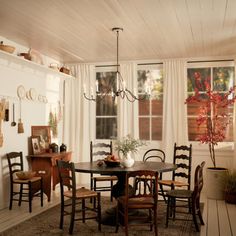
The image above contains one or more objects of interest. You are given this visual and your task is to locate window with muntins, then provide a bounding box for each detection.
[96,70,117,139]
[187,63,235,142]
[138,65,163,141]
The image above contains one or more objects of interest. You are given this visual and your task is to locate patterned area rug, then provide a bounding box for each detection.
[0,197,201,236]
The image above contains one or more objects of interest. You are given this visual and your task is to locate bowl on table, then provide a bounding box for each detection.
[104,160,121,167]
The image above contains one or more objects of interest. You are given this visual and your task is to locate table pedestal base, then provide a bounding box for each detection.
[101,206,148,226]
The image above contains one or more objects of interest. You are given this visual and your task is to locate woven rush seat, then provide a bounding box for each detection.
[64,187,98,198]
[14,176,41,183]
[159,179,189,187]
[166,189,192,198]
[91,176,117,181]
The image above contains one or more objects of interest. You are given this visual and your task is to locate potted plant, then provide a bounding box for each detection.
[224,170,236,204]
[115,135,145,167]
[185,79,236,199]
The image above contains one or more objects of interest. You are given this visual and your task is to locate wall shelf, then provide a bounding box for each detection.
[0,49,73,79]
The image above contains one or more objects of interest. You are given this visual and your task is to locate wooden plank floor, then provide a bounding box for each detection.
[0,190,235,235]
[200,194,236,236]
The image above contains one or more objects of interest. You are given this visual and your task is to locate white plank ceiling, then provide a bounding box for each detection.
[1,0,236,63]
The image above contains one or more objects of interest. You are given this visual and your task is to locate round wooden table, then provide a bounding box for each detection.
[75,161,176,197]
[74,161,176,225]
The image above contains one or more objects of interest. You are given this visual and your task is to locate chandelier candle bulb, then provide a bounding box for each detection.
[83,84,86,94]
[96,80,99,92]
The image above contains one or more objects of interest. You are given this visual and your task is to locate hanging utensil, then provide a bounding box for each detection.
[4,100,9,122]
[11,103,16,127]
[0,99,6,146]
[17,99,24,133]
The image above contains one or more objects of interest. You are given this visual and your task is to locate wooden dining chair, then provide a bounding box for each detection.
[166,161,205,232]
[135,149,165,198]
[57,160,101,234]
[116,170,159,236]
[158,143,192,202]
[7,151,43,213]
[90,141,117,202]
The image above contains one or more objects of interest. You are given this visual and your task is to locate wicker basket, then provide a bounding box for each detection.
[0,41,15,54]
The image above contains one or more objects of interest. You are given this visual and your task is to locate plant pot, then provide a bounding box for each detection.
[206,167,228,200]
[225,191,236,204]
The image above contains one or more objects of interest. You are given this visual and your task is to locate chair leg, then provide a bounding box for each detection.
[124,207,129,236]
[166,197,170,227]
[159,184,167,203]
[192,201,200,232]
[69,198,76,234]
[196,198,204,225]
[115,204,119,233]
[154,208,158,236]
[29,182,32,213]
[97,193,101,231]
[110,180,113,202]
[40,178,43,207]
[93,180,97,208]
[59,196,64,229]
[82,199,85,223]
[9,184,13,210]
[19,184,23,206]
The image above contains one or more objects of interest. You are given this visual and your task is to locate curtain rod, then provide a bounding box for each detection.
[95,62,163,68]
[187,59,234,63]
[95,59,234,67]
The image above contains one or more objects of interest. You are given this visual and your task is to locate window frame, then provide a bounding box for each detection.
[186,60,235,145]
[137,63,163,141]
[95,65,118,140]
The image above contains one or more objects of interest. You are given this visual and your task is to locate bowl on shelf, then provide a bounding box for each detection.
[16,171,36,180]
[0,41,15,54]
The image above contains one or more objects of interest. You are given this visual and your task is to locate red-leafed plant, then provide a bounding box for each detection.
[185,81,236,168]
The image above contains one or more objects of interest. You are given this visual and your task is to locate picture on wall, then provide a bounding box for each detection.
[31,126,51,153]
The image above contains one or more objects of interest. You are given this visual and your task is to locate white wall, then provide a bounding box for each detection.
[0,38,65,209]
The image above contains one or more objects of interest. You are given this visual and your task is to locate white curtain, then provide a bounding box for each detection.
[63,64,95,164]
[233,60,236,169]
[118,62,139,139]
[162,59,188,163]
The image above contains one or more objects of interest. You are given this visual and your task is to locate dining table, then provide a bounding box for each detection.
[74,160,177,225]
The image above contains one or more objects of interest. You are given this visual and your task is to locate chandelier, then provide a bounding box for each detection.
[83,27,151,102]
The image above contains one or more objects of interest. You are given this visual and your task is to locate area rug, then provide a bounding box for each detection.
[0,197,200,236]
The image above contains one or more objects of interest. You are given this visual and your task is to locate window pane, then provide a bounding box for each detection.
[96,70,117,140]
[187,117,206,141]
[139,117,150,140]
[96,118,117,139]
[138,69,163,94]
[138,67,163,141]
[213,67,234,91]
[138,99,149,115]
[96,96,117,116]
[187,68,211,92]
[151,117,162,140]
[96,72,116,93]
[152,95,163,116]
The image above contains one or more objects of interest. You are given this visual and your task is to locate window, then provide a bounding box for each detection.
[95,68,117,139]
[138,65,163,141]
[187,62,235,142]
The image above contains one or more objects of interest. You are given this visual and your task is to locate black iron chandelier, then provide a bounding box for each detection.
[83,27,151,102]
